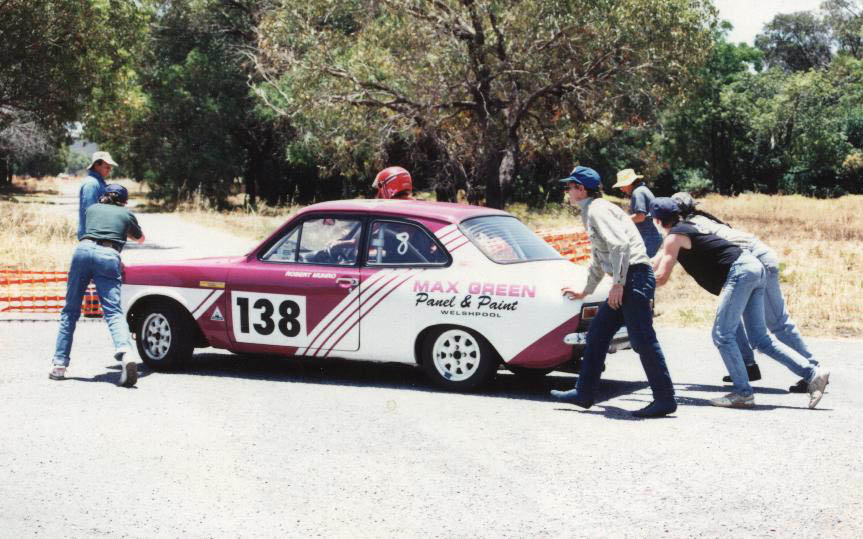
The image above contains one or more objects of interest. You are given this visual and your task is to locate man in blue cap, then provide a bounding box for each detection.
[650,197,830,409]
[550,166,676,418]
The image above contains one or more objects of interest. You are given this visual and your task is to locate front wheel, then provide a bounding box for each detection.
[135,303,194,371]
[421,326,497,391]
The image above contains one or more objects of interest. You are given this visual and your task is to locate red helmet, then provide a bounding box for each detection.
[372,166,412,199]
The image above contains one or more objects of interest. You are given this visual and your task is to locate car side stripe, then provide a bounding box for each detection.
[320,269,421,357]
[309,269,415,355]
[446,238,471,252]
[192,290,223,319]
[295,269,395,355]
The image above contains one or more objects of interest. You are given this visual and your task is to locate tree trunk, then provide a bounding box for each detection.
[497,132,519,207]
[0,155,9,184]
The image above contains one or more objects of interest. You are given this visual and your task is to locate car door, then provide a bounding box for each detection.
[226,215,363,356]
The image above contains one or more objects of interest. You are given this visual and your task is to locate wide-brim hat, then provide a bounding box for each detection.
[87,151,119,169]
[612,168,643,188]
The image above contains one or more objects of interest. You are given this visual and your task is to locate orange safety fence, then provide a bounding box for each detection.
[538,229,591,263]
[0,269,102,317]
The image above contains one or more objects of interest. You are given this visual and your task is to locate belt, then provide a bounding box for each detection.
[83,238,122,252]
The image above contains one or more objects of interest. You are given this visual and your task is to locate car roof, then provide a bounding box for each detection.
[295,199,511,224]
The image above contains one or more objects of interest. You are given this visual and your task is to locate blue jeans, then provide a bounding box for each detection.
[575,264,674,404]
[735,247,817,368]
[713,253,815,396]
[52,240,131,367]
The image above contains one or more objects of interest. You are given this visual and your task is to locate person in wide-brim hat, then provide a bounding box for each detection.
[87,151,119,170]
[613,168,662,257]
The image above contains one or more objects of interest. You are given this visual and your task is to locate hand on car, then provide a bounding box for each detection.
[607,283,624,309]
[561,287,586,301]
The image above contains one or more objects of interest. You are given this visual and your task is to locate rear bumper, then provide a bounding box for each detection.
[564,326,631,353]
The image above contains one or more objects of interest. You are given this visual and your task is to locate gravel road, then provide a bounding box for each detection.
[0,322,860,538]
[3,180,859,537]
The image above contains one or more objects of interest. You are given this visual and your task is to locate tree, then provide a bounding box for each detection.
[659,22,767,194]
[0,0,146,181]
[87,0,301,207]
[252,0,716,208]
[754,11,834,72]
[822,0,863,59]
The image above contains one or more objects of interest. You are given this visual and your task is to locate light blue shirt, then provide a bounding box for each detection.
[77,170,107,240]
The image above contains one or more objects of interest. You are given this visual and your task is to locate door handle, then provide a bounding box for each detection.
[336,277,359,289]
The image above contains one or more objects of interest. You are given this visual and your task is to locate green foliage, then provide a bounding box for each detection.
[253,0,717,208]
[754,11,833,72]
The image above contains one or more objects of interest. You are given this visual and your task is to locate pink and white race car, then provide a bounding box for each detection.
[122,199,629,390]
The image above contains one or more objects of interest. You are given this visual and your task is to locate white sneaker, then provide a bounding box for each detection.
[710,392,755,408]
[808,368,830,409]
[117,351,138,388]
[49,366,66,380]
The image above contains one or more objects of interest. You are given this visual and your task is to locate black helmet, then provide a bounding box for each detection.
[105,184,129,204]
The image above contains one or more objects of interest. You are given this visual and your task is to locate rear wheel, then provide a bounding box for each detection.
[135,303,194,371]
[421,326,497,391]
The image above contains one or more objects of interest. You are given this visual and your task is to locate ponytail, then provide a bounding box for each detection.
[684,208,731,228]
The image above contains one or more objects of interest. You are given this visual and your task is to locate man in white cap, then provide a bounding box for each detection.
[613,168,663,257]
[78,151,119,240]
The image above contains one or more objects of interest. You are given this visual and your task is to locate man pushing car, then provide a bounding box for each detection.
[550,166,676,418]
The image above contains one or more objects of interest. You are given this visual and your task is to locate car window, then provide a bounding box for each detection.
[365,220,448,266]
[460,215,562,263]
[261,217,362,265]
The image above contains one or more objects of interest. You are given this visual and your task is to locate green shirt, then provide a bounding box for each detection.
[82,203,143,246]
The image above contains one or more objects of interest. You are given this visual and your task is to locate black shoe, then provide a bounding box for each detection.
[549,389,593,409]
[788,378,808,393]
[632,400,677,418]
[722,363,762,383]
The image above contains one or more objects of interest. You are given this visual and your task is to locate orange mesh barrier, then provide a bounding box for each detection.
[0,269,102,317]
[538,229,591,263]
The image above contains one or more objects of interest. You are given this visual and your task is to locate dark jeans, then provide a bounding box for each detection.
[575,264,674,405]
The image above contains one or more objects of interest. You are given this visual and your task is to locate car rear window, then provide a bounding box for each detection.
[460,215,562,263]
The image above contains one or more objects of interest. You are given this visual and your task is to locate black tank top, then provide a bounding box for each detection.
[670,222,742,295]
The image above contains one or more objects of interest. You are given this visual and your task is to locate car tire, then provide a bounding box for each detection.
[421,326,497,391]
[135,303,194,371]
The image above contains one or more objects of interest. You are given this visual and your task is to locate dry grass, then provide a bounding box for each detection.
[0,200,77,270]
[173,206,298,242]
[653,194,863,339]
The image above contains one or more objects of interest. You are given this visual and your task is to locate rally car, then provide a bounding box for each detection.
[121,199,629,390]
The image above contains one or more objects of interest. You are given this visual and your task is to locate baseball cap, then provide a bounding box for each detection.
[651,197,681,220]
[559,166,601,190]
[105,184,129,203]
[87,151,119,169]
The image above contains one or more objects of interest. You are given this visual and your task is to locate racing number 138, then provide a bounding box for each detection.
[231,291,307,345]
[235,296,300,337]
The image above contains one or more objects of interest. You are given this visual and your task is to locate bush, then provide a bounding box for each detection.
[673,169,714,196]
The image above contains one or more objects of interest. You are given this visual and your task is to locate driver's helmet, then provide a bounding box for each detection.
[372,166,412,199]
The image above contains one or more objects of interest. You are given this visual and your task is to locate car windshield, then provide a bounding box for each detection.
[460,215,562,263]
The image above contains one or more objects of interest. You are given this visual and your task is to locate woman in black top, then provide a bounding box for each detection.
[650,198,829,409]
